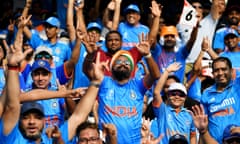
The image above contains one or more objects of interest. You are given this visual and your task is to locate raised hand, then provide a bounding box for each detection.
[8,19,15,33]
[76,28,86,41]
[102,123,117,138]
[45,125,64,144]
[7,34,32,66]
[190,104,208,134]
[82,34,101,54]
[166,62,182,73]
[92,52,109,83]
[17,15,32,29]
[74,0,84,11]
[150,0,162,18]
[141,117,163,144]
[136,33,151,56]
[201,37,211,52]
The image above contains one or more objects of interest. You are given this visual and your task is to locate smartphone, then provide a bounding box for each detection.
[75,0,82,6]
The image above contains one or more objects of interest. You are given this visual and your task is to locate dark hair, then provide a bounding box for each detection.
[105,30,122,44]
[212,57,232,70]
[0,41,6,59]
[76,121,99,137]
[167,75,180,83]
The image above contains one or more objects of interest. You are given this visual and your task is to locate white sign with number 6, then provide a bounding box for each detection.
[179,0,198,27]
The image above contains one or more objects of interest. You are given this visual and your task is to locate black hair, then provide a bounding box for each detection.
[105,30,122,44]
[212,57,232,70]
[76,121,99,137]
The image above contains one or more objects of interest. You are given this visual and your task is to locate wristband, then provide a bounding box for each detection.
[90,81,101,88]
[144,53,152,58]
[7,65,20,71]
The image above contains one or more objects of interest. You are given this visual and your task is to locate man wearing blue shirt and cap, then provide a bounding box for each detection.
[117,4,149,50]
[23,16,72,67]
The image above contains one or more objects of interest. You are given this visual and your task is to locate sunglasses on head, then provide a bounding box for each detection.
[115,59,131,65]
[35,54,52,60]
[168,91,186,97]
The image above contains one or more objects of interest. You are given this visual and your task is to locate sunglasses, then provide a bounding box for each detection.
[115,59,131,65]
[35,54,52,60]
[168,91,186,97]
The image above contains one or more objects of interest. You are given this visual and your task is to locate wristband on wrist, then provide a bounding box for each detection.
[90,81,101,88]
[7,65,20,71]
[144,53,152,58]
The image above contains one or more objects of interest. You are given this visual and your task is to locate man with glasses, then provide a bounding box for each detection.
[152,63,196,144]
[22,26,83,87]
[91,37,160,143]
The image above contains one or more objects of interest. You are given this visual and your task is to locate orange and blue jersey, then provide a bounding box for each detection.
[98,76,148,144]
[151,43,189,83]
[152,103,196,144]
[201,77,240,143]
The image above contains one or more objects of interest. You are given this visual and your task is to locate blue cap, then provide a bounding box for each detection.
[45,17,60,28]
[223,124,240,141]
[124,4,140,14]
[224,29,238,40]
[32,60,51,72]
[21,102,44,116]
[87,22,102,32]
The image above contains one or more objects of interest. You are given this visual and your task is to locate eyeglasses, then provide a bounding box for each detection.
[115,59,131,66]
[168,91,186,97]
[78,137,100,144]
[35,54,52,60]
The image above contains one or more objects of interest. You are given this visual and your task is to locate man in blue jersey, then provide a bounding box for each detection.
[0,32,106,143]
[93,36,160,143]
[25,59,67,128]
[23,16,72,67]
[191,57,240,143]
[152,63,196,144]
[117,4,150,50]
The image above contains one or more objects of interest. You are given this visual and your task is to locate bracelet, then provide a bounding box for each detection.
[7,65,20,71]
[144,53,152,58]
[90,81,101,88]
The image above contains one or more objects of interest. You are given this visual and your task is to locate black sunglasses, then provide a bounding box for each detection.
[168,91,186,97]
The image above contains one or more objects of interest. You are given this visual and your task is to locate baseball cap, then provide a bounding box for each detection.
[168,82,187,95]
[21,102,44,116]
[223,124,240,141]
[161,26,179,37]
[209,0,228,4]
[31,60,51,72]
[169,134,188,144]
[34,45,53,56]
[124,4,140,14]
[45,17,60,28]
[87,22,102,32]
[224,32,238,40]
